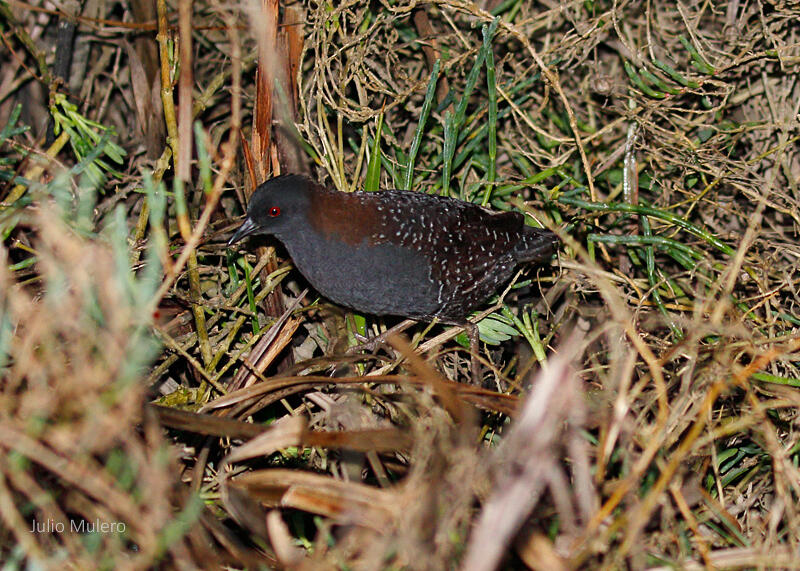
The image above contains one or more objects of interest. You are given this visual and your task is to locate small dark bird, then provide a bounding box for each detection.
[228,174,558,369]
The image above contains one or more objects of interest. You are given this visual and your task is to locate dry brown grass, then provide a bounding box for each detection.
[2,0,800,568]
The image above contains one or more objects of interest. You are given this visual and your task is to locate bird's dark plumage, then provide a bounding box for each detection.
[228,174,558,322]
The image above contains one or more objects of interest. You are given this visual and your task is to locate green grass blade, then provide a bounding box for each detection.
[482,23,498,205]
[402,60,440,190]
[365,107,385,192]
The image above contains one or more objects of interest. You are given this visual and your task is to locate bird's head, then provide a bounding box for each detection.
[227,174,314,246]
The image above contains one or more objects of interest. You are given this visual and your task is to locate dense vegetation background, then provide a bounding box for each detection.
[1,0,799,568]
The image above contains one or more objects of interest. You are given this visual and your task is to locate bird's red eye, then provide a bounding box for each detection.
[269,207,281,217]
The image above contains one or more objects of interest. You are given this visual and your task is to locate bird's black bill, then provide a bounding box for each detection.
[227,217,258,247]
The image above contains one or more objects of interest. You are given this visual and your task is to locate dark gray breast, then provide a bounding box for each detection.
[278,225,441,318]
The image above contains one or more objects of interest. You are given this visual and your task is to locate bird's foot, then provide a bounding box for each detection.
[345,319,417,356]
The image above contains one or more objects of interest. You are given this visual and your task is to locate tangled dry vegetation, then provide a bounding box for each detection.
[1,0,800,568]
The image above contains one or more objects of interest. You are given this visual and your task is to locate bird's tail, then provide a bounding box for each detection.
[514,226,559,263]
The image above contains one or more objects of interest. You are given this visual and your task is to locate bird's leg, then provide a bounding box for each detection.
[464,320,481,381]
[437,318,482,381]
[347,316,481,380]
[346,318,417,355]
